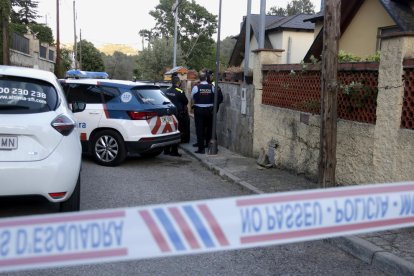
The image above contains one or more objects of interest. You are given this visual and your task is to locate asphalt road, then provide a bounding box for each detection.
[1,152,384,275]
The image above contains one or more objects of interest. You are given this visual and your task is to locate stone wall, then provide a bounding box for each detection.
[251,37,414,185]
[253,103,376,184]
[9,33,55,72]
[216,82,255,157]
[10,50,54,72]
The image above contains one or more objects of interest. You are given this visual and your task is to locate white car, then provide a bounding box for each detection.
[0,66,84,212]
[60,74,181,166]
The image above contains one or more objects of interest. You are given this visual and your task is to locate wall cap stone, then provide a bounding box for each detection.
[252,49,285,53]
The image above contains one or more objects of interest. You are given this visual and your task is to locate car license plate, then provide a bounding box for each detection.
[160,116,173,123]
[0,136,18,150]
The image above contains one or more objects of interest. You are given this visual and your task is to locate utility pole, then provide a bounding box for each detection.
[208,0,222,155]
[73,0,77,70]
[54,0,61,77]
[172,0,180,68]
[258,0,266,49]
[79,29,82,70]
[318,0,341,187]
[244,0,252,80]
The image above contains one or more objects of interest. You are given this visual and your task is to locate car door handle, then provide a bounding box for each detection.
[88,112,101,115]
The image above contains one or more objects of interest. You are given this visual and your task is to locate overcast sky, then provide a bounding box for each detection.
[36,0,321,50]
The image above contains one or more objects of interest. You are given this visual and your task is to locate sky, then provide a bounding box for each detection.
[36,0,321,50]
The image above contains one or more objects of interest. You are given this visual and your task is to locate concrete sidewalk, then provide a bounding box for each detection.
[179,140,414,276]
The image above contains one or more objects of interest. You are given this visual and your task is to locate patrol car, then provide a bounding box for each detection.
[60,73,181,166]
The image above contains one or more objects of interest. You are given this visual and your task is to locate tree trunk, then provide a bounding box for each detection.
[1,5,10,65]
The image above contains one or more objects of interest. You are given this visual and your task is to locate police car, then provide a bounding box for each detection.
[0,65,84,212]
[60,72,181,166]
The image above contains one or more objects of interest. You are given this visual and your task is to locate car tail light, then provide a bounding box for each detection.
[128,111,157,120]
[49,192,67,199]
[51,114,76,136]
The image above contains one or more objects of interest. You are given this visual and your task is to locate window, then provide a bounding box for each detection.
[0,76,58,114]
[66,84,103,104]
[377,26,401,51]
[11,33,29,54]
[132,87,170,105]
[48,50,55,61]
[100,86,120,103]
[40,45,47,59]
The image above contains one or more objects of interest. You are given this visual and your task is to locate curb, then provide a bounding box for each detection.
[181,144,414,276]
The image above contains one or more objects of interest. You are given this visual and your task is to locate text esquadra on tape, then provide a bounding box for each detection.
[1,182,414,272]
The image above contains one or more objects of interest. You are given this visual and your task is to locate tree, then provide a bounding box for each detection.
[29,23,53,44]
[135,37,185,80]
[220,36,237,68]
[59,48,72,74]
[77,40,105,71]
[9,0,54,45]
[0,0,11,65]
[10,0,39,24]
[268,0,315,16]
[103,51,138,80]
[140,0,217,71]
[267,7,286,16]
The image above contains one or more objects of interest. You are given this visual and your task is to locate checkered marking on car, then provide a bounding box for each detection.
[147,115,178,135]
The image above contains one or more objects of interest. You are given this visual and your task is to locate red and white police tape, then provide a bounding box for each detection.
[1,181,414,272]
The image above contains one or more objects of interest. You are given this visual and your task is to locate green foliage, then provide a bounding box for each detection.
[220,36,237,68]
[338,50,381,63]
[268,0,315,16]
[140,0,217,71]
[135,37,185,81]
[267,7,286,16]
[338,50,361,63]
[366,51,381,62]
[0,0,12,64]
[103,51,138,80]
[77,40,105,72]
[59,48,73,74]
[29,23,53,44]
[339,80,378,112]
[11,0,39,24]
[9,22,26,35]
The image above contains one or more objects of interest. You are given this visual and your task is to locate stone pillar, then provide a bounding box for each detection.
[252,49,283,155]
[373,35,414,182]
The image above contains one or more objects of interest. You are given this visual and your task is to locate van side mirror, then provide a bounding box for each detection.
[71,101,86,113]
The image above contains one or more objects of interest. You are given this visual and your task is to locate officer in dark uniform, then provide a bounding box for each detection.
[163,76,189,157]
[191,73,214,154]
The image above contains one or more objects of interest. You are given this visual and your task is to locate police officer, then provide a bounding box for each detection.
[192,72,214,154]
[163,76,189,157]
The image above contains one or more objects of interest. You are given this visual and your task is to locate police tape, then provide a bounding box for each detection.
[1,181,414,272]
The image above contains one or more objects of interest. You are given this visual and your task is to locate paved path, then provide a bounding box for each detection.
[180,139,414,276]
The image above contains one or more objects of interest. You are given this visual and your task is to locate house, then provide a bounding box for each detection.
[228,14,315,68]
[9,31,56,72]
[163,66,189,81]
[304,0,414,61]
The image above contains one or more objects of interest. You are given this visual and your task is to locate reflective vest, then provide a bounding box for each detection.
[193,83,214,105]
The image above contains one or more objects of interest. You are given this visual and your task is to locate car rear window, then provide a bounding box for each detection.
[131,87,170,105]
[0,76,58,114]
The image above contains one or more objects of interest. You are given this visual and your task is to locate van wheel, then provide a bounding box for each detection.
[91,130,126,166]
[60,174,80,212]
